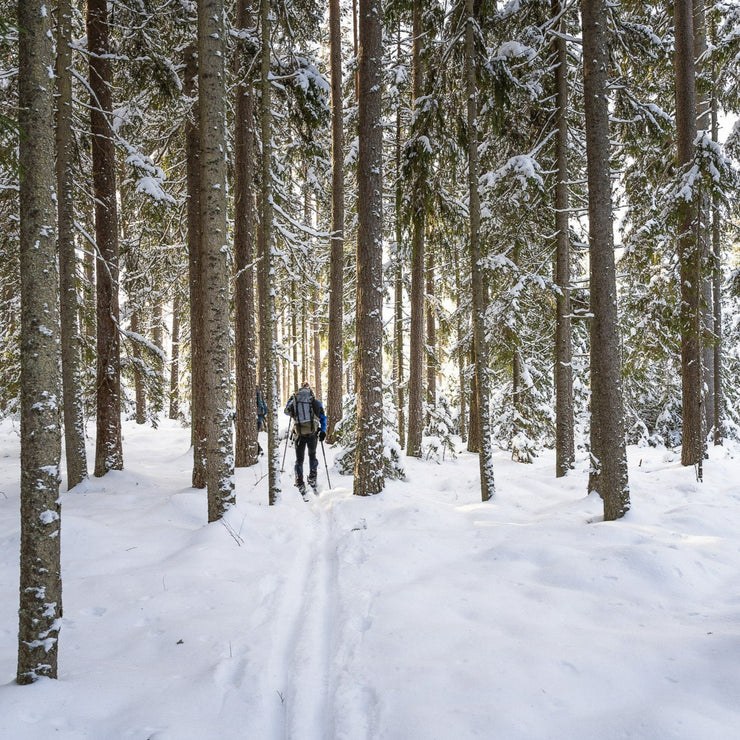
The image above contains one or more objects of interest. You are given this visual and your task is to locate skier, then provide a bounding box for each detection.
[284,381,327,497]
[256,385,268,455]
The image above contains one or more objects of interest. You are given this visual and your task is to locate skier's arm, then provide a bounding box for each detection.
[315,400,327,433]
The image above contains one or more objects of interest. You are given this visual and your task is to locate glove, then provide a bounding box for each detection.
[318,430,326,442]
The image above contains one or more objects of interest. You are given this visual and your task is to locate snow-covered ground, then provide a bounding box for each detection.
[1,417,739,739]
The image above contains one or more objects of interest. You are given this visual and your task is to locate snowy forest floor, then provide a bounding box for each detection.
[1,417,739,739]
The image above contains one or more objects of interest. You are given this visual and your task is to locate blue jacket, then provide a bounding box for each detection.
[256,387,268,419]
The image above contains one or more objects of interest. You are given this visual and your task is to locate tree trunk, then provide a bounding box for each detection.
[313,288,322,400]
[467,348,479,452]
[151,302,164,415]
[710,16,723,445]
[327,0,345,441]
[406,0,426,458]
[184,43,207,489]
[88,0,123,477]
[552,0,574,477]
[354,0,384,497]
[426,238,437,416]
[675,0,702,468]
[393,31,405,449]
[352,0,360,100]
[198,0,236,521]
[259,0,281,505]
[453,248,467,443]
[169,291,181,420]
[694,0,715,439]
[291,281,299,389]
[130,309,147,424]
[466,0,494,501]
[57,0,88,489]
[234,0,259,468]
[581,0,630,520]
[17,0,63,683]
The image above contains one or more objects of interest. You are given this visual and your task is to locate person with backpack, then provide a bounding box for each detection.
[256,385,268,455]
[284,381,327,496]
[256,385,268,431]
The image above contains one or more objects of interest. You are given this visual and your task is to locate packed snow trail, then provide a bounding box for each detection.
[263,491,339,740]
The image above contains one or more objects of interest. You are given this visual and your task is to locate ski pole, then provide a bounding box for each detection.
[320,438,332,489]
[281,418,293,473]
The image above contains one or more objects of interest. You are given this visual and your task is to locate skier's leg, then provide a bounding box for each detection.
[294,436,306,487]
[307,434,319,486]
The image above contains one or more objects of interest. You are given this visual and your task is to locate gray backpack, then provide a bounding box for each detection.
[293,387,318,436]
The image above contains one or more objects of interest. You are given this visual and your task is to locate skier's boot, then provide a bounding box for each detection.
[296,478,309,501]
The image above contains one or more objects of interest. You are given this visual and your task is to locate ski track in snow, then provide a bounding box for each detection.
[266,494,338,740]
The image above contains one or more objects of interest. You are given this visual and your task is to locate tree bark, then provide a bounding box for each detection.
[88,0,123,477]
[57,0,88,489]
[581,0,630,519]
[234,0,259,468]
[710,15,723,445]
[453,248,467,443]
[130,309,147,424]
[552,0,574,477]
[393,30,405,449]
[354,0,385,496]
[426,239,437,416]
[675,0,702,467]
[184,43,207,489]
[327,0,345,442]
[467,350,479,453]
[259,0,281,505]
[199,0,236,521]
[406,0,426,458]
[466,0,494,501]
[17,0,63,683]
[694,0,715,439]
[169,291,181,420]
[313,288,322,399]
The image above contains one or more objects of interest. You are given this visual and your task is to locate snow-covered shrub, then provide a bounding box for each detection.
[423,393,457,461]
[333,390,406,481]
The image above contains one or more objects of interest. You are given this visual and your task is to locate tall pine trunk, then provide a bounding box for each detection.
[199,0,236,521]
[453,248,467,444]
[393,31,405,449]
[57,0,88,488]
[354,0,384,497]
[88,0,123,477]
[466,0,494,501]
[169,291,181,420]
[130,309,147,424]
[426,239,436,416]
[552,0,574,477]
[695,0,714,439]
[581,0,630,520]
[406,0,426,458]
[259,0,281,505]
[710,14,723,445]
[327,0,345,442]
[184,43,207,489]
[234,0,259,468]
[675,0,702,468]
[17,0,63,682]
